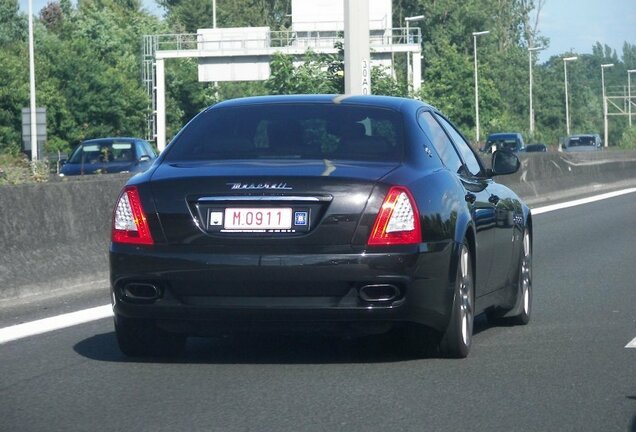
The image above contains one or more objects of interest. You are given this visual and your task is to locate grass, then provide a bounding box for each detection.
[0,154,50,185]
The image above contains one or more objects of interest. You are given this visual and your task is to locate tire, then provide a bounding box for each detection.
[439,243,474,358]
[508,228,532,325]
[114,314,186,358]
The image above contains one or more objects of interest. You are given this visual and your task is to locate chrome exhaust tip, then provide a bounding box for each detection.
[359,284,400,302]
[123,283,161,301]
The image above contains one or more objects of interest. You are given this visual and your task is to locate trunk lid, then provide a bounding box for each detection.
[148,160,399,249]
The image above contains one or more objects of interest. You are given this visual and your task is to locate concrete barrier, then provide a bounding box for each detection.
[0,174,129,301]
[496,151,636,204]
[1,151,635,302]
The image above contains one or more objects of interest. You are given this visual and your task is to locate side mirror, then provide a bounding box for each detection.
[491,150,520,176]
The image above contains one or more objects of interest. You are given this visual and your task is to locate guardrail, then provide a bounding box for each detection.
[1,152,635,302]
[145,27,422,54]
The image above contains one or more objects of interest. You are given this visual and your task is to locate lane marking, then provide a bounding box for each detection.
[2,188,636,345]
[0,305,113,345]
[532,188,636,215]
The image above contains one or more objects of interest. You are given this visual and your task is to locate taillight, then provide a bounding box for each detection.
[368,186,421,246]
[112,186,154,245]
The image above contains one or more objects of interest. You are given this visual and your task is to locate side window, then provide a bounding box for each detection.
[417,111,462,174]
[435,115,482,177]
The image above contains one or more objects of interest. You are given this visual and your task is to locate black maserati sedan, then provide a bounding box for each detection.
[110,95,532,358]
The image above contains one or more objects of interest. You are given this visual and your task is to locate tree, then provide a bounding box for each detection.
[0,0,26,45]
[0,0,28,154]
[158,0,291,33]
[266,51,340,95]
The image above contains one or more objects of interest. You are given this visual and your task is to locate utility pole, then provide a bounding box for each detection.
[528,46,544,136]
[28,0,38,161]
[601,63,614,148]
[344,0,371,95]
[563,56,578,136]
[472,31,490,143]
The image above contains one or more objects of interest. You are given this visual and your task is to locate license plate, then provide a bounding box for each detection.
[224,208,292,230]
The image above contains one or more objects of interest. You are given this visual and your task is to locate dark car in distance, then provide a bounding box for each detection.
[110,95,532,359]
[60,137,157,176]
[524,143,547,153]
[483,132,525,153]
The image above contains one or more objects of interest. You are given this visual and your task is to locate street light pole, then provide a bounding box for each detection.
[405,15,424,89]
[563,56,578,136]
[213,0,217,28]
[628,70,636,127]
[528,46,543,136]
[472,30,490,144]
[601,63,614,148]
[27,0,38,161]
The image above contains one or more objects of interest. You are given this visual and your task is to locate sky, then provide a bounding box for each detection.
[536,0,636,62]
[18,0,636,64]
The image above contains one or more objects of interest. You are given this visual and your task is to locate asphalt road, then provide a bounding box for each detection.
[1,192,635,432]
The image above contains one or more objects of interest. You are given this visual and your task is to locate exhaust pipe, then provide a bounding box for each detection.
[359,284,400,302]
[123,283,161,301]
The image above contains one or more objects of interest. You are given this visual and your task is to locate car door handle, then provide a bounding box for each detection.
[465,193,477,204]
[489,195,500,205]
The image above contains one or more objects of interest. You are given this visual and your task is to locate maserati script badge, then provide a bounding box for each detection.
[227,182,293,190]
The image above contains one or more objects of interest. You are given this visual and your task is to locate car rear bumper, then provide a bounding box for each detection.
[109,241,456,335]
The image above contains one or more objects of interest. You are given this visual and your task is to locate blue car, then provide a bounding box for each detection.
[60,137,157,176]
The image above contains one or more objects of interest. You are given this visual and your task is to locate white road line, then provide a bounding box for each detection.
[2,188,636,345]
[532,188,636,215]
[0,305,113,345]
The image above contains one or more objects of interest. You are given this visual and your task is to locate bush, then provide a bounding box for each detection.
[618,127,636,150]
[0,154,49,185]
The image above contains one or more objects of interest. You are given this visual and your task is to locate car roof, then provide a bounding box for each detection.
[81,137,141,144]
[209,94,433,112]
[487,132,521,138]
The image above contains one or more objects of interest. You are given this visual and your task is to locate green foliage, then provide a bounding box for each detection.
[371,66,407,97]
[2,0,636,186]
[265,41,407,98]
[618,126,636,150]
[0,0,26,45]
[266,51,341,95]
[0,48,28,153]
[159,0,291,32]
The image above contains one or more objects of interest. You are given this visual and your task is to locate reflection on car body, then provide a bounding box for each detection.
[59,137,157,176]
[109,95,533,359]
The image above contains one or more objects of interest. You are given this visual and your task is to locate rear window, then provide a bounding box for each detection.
[568,136,595,147]
[163,104,404,162]
[486,136,520,151]
[69,141,135,163]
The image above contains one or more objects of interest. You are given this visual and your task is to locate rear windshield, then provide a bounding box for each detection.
[568,136,595,147]
[163,104,404,162]
[486,136,520,151]
[69,141,135,163]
